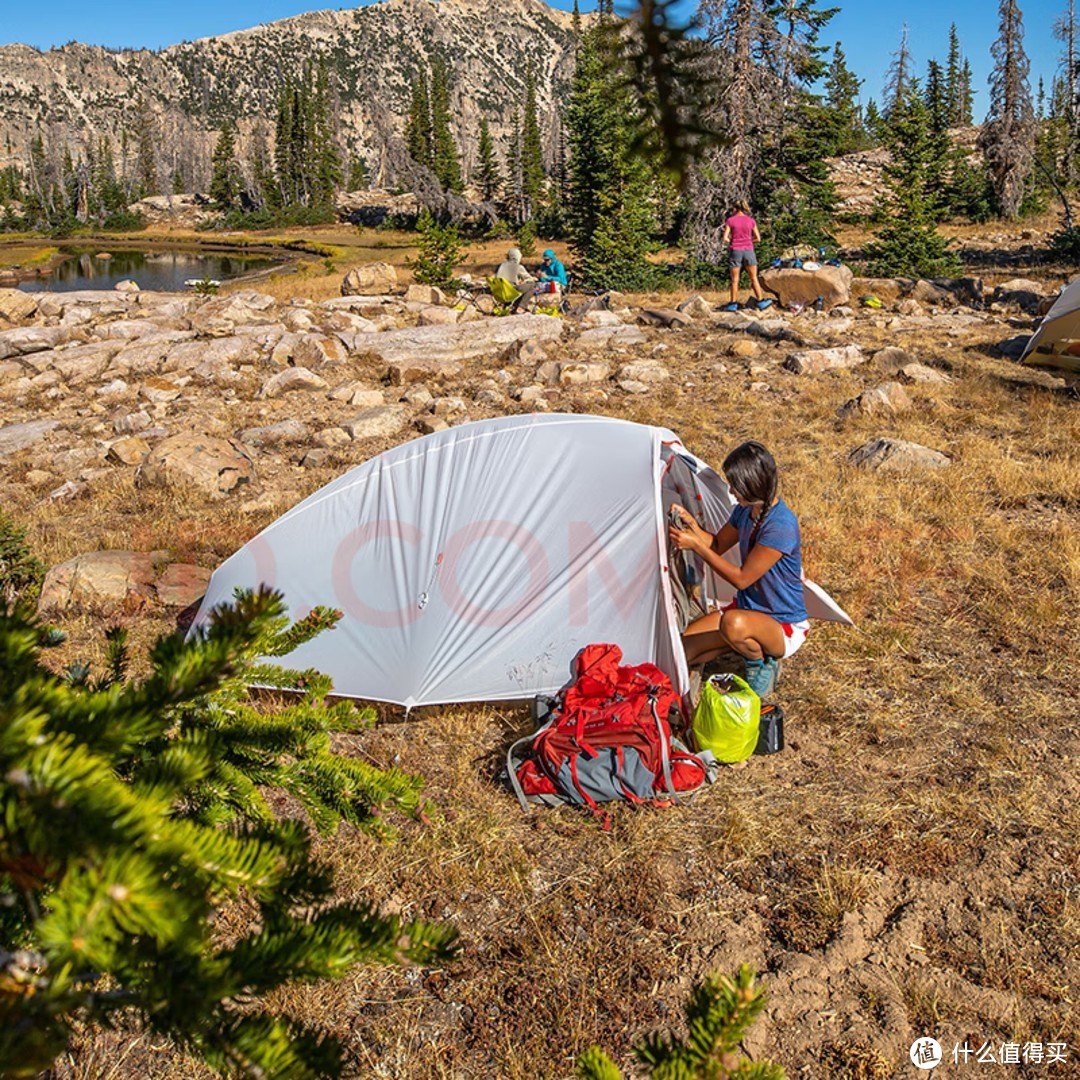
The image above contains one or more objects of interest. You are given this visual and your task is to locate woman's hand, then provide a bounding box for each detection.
[668,504,711,553]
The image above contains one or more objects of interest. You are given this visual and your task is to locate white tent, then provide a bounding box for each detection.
[190,414,852,708]
[1020,278,1080,371]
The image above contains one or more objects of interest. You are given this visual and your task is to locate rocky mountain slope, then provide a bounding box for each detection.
[0,0,579,188]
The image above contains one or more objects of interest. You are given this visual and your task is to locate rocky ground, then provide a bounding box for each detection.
[2,259,1078,1079]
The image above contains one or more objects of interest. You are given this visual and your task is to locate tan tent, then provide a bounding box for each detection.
[1020,278,1080,371]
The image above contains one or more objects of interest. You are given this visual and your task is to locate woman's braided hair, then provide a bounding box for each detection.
[722,441,778,551]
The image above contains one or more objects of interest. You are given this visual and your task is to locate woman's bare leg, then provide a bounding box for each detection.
[747,264,765,302]
[682,608,786,666]
[729,266,740,305]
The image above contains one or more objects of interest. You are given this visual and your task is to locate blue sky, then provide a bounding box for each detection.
[0,1,1070,118]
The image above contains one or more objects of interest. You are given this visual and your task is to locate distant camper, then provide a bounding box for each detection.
[496,248,533,287]
[723,202,772,313]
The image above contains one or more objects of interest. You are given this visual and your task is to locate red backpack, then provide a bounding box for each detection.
[507,643,709,828]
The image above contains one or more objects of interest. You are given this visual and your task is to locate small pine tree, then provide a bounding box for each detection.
[410,208,465,286]
[576,966,785,1080]
[821,42,866,156]
[0,512,44,608]
[0,588,457,1078]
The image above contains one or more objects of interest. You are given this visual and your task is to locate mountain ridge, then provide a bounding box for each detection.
[0,0,583,190]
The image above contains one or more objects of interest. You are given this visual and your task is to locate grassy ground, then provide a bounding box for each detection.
[6,224,1080,1079]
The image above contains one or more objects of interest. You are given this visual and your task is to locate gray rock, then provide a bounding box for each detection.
[785,344,865,375]
[616,361,669,384]
[637,308,692,329]
[838,382,913,418]
[161,335,262,374]
[237,419,311,447]
[188,291,279,334]
[871,347,916,372]
[575,325,647,349]
[849,438,951,472]
[0,325,87,360]
[369,314,564,368]
[899,362,953,384]
[259,367,328,398]
[343,405,410,440]
[676,295,713,318]
[0,419,61,460]
[558,361,610,386]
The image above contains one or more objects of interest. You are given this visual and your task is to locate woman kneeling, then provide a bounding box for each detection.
[669,441,808,699]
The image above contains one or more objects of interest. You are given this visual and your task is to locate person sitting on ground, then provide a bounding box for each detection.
[668,441,807,700]
[722,201,772,313]
[496,247,534,288]
[535,248,567,294]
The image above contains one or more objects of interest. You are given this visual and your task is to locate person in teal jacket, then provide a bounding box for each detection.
[536,249,568,290]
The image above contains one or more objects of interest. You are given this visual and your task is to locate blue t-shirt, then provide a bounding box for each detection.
[729,499,808,623]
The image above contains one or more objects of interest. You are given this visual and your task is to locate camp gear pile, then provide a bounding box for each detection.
[508,643,707,827]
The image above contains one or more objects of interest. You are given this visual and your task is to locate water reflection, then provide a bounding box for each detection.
[19,249,281,293]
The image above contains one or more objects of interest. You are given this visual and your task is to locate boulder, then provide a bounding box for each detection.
[37,550,156,613]
[49,343,124,385]
[991,278,1050,313]
[370,315,563,370]
[314,427,352,450]
[910,280,956,306]
[0,289,39,322]
[676,295,713,318]
[341,262,399,297]
[837,382,913,418]
[161,335,261,374]
[343,405,410,440]
[115,279,140,293]
[259,367,328,398]
[140,377,184,403]
[930,277,983,305]
[849,438,951,472]
[137,434,257,497]
[0,325,87,360]
[871,346,916,372]
[760,264,853,307]
[405,283,449,305]
[418,305,462,326]
[616,361,669,384]
[558,361,610,386]
[784,345,865,375]
[582,310,623,328]
[294,333,348,367]
[0,419,61,460]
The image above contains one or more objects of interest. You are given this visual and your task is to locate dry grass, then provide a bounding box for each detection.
[6,230,1080,1078]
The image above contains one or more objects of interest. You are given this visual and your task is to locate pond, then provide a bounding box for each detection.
[18,248,286,293]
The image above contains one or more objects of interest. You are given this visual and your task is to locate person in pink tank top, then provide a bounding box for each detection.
[722,201,772,312]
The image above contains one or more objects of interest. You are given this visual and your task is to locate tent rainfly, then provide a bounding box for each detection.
[1020,278,1080,371]
[190,414,852,708]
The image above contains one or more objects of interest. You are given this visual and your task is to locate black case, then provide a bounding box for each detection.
[754,704,785,755]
